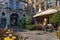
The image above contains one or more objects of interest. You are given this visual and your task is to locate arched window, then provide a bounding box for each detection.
[2,12,5,16]
[23,14,25,17]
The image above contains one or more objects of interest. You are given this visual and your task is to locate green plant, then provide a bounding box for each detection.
[29,25,34,31]
[49,12,60,24]
[19,18,26,29]
[25,16,32,25]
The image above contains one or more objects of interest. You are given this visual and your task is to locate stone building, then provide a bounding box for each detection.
[0,0,60,27]
[33,0,60,25]
[0,0,28,27]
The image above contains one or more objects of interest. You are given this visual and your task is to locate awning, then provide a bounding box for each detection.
[33,9,58,17]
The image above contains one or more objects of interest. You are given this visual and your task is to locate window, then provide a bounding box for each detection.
[9,0,14,9]
[32,8,35,14]
[56,0,60,6]
[41,2,45,10]
[36,5,39,12]
[47,0,52,3]
[32,0,34,4]
[21,0,27,3]
[2,12,5,16]
[47,0,53,8]
[36,0,39,2]
[1,18,6,27]
[23,14,25,17]
[16,1,20,10]
[21,0,27,1]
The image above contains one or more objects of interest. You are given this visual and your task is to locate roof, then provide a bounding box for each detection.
[33,9,58,17]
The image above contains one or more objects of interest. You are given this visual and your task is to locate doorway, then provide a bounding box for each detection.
[10,13,19,26]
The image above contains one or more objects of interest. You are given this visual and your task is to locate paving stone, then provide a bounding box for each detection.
[16,31,60,40]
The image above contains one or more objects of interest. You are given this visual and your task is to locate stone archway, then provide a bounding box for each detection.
[10,13,19,26]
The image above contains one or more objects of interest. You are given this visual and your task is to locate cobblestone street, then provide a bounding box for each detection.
[0,0,60,40]
[15,31,60,40]
[7,26,60,40]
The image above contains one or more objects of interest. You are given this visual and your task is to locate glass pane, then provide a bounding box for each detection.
[16,2,20,9]
[41,2,44,10]
[10,0,14,2]
[36,5,39,12]
[32,0,34,4]
[47,0,52,3]
[56,0,60,6]
[1,18,6,26]
[32,8,35,14]
[9,2,14,9]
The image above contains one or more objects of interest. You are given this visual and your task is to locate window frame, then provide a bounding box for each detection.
[16,1,20,10]
[9,0,14,9]
[47,0,53,9]
[41,2,45,10]
[36,5,39,12]
[56,0,60,6]
[32,7,35,14]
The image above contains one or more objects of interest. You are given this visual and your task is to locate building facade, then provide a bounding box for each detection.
[33,0,60,25]
[0,0,60,27]
[0,0,28,27]
[30,0,60,14]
